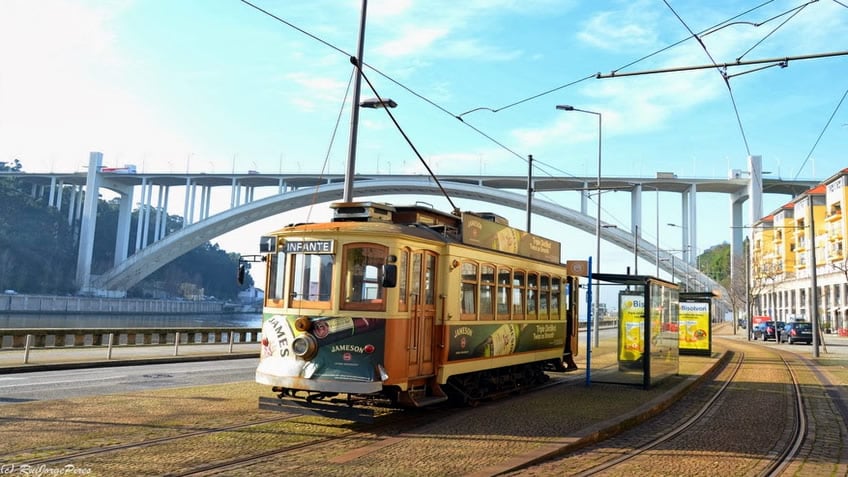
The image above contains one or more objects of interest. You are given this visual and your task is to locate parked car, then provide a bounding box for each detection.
[753,321,785,341]
[779,322,813,345]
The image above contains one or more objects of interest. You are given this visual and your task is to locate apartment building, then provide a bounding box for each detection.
[750,168,847,335]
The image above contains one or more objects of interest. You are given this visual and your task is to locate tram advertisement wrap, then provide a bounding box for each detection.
[679,301,710,351]
[446,323,565,361]
[618,293,645,366]
[258,315,385,383]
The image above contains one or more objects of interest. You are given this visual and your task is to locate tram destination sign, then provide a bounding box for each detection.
[284,240,335,254]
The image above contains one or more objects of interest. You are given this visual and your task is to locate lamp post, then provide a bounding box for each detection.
[557,104,602,348]
[342,0,369,203]
[808,195,820,358]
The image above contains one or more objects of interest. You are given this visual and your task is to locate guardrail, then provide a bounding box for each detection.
[0,327,262,364]
[578,319,617,330]
[1,294,226,314]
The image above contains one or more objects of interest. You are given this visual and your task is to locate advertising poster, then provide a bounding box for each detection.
[679,301,711,355]
[618,293,645,369]
[447,323,565,361]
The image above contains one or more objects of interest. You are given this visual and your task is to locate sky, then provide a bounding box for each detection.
[1,0,847,294]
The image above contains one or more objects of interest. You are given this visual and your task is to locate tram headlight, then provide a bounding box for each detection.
[291,333,319,360]
[294,316,312,332]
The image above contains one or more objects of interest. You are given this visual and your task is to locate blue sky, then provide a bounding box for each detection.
[2,0,846,289]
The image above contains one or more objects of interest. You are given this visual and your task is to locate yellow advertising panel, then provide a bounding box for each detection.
[679,301,710,352]
[618,293,644,368]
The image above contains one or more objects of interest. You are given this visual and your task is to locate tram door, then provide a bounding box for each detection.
[408,251,437,377]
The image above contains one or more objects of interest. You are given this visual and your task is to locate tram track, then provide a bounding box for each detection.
[507,339,810,476]
[2,414,300,467]
[161,369,596,476]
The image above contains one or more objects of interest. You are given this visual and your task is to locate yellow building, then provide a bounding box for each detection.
[751,169,848,335]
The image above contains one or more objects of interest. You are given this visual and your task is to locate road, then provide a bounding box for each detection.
[0,358,257,404]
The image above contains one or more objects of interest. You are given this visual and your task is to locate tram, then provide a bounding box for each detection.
[247,200,581,414]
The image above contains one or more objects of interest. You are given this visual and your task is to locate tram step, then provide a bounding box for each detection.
[408,395,448,407]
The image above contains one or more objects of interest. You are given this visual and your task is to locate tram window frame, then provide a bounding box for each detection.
[512,270,526,319]
[340,243,389,312]
[479,264,495,320]
[460,261,478,320]
[538,274,550,320]
[497,267,511,320]
[424,253,436,306]
[526,272,538,320]
[551,276,562,319]
[398,248,410,312]
[266,251,287,306]
[289,253,333,310]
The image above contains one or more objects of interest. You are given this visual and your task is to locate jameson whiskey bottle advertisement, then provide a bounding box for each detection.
[447,323,565,361]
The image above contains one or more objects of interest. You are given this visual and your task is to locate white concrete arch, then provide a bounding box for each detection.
[91,178,725,299]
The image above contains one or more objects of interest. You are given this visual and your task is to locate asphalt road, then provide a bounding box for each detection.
[0,358,257,404]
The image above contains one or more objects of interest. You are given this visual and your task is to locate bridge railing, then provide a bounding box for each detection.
[0,327,261,364]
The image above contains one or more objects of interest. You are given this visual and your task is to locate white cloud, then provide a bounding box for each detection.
[0,1,191,170]
[374,27,450,58]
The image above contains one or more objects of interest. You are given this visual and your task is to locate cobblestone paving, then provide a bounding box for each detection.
[3,325,848,476]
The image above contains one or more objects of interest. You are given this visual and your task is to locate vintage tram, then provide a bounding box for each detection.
[250,201,581,416]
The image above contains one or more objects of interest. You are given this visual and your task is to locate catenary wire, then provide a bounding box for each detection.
[240,0,841,206]
[662,0,751,156]
[793,87,848,179]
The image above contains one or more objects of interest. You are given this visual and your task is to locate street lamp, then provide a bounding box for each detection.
[557,104,602,348]
[360,97,397,109]
[667,222,686,264]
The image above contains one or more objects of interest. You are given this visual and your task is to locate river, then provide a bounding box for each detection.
[0,312,262,329]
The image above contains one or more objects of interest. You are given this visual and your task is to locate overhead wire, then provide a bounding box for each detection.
[304,67,356,223]
[240,0,842,221]
[356,59,461,214]
[662,0,751,156]
[793,88,848,179]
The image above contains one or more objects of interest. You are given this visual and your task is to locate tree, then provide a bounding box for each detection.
[0,163,254,298]
[0,167,77,294]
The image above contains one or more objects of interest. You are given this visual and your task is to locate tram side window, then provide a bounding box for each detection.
[290,253,333,309]
[267,252,287,303]
[526,272,538,319]
[512,270,525,319]
[539,274,550,320]
[424,253,436,306]
[398,249,409,312]
[460,262,478,320]
[497,267,511,319]
[479,264,495,320]
[342,244,388,311]
[551,277,562,319]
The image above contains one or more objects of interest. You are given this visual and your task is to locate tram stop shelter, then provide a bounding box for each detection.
[589,273,679,389]
[678,291,719,356]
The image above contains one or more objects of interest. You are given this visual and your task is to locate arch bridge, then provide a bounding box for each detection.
[17,153,817,302]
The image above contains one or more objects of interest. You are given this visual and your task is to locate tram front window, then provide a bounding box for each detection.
[267,252,287,302]
[290,253,333,308]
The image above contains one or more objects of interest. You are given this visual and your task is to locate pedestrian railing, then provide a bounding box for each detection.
[0,327,261,364]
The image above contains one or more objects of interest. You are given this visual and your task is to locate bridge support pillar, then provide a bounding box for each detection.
[75,152,102,294]
[114,185,134,266]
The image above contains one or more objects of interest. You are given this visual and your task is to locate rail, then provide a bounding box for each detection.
[0,327,262,364]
